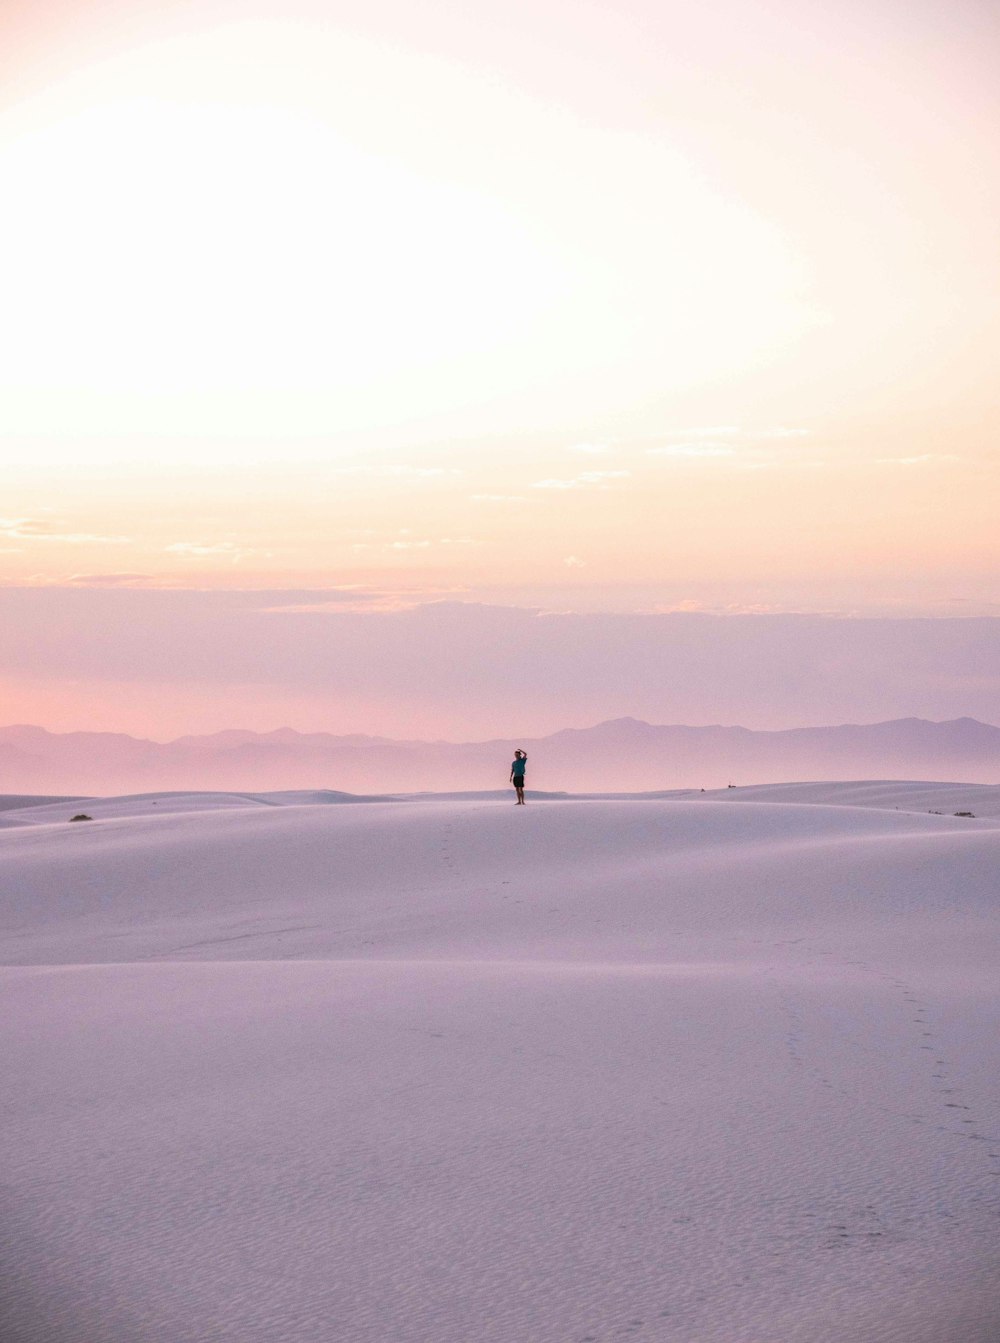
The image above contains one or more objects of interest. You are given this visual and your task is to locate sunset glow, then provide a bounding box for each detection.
[1,0,998,734]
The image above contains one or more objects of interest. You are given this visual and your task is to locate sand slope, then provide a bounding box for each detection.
[1,787,998,1342]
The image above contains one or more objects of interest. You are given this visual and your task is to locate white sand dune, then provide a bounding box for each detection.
[1,786,998,1342]
[698,779,1000,817]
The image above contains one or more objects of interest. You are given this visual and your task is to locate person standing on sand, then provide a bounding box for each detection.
[510,749,527,804]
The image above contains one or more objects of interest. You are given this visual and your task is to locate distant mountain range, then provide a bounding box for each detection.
[1,717,998,796]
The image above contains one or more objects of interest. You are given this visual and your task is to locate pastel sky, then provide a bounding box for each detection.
[1,0,998,737]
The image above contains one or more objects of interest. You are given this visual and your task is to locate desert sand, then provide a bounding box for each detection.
[1,783,998,1342]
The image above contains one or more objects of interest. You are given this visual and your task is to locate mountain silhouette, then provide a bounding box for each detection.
[1,717,997,796]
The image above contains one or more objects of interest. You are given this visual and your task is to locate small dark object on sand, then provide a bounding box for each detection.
[69,813,93,822]
[953,811,976,818]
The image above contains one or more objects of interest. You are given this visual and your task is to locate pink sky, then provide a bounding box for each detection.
[1,0,997,736]
[1,590,998,740]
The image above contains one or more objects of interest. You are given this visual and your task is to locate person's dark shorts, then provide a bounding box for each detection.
[512,776,525,788]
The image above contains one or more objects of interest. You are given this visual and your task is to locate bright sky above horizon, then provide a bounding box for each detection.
[0,0,998,736]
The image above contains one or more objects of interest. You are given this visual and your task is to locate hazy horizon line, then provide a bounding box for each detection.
[3,712,997,748]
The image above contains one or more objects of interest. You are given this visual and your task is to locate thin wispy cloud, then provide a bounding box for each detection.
[259,585,473,614]
[38,533,131,545]
[0,518,131,544]
[873,454,960,466]
[653,598,787,614]
[68,573,156,585]
[645,425,811,463]
[365,536,478,551]
[652,599,706,613]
